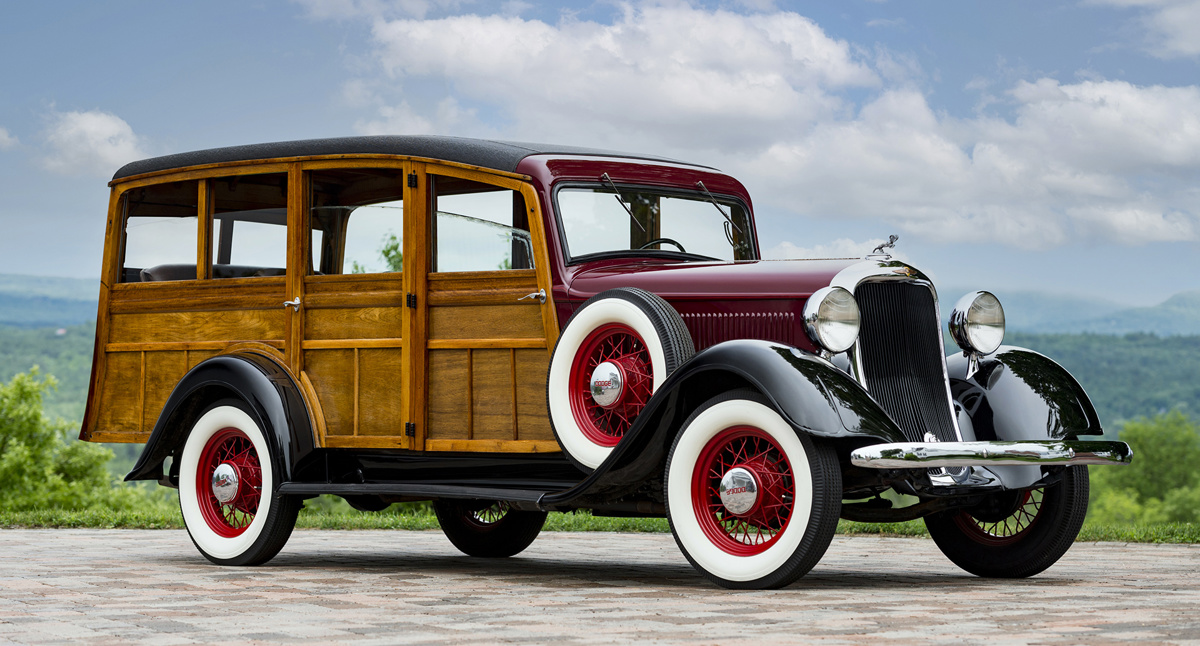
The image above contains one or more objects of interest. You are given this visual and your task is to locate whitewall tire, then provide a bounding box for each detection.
[178,400,299,566]
[548,288,693,470]
[665,391,841,589]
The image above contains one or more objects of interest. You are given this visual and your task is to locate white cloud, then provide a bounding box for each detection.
[1090,0,1200,58]
[317,4,1200,249]
[0,127,17,149]
[41,110,148,176]
[766,237,905,260]
[359,6,877,150]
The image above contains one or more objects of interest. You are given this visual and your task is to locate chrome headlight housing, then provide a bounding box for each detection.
[949,291,1005,355]
[803,286,860,354]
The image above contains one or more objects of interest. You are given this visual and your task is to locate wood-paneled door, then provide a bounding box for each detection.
[417,164,561,453]
[294,162,414,449]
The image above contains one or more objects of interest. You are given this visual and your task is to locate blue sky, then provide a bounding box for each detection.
[1,0,1197,305]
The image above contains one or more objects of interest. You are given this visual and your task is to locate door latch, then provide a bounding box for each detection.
[518,289,546,304]
[283,297,301,311]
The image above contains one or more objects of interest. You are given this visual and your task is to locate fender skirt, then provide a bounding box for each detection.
[124,353,317,484]
[539,339,904,508]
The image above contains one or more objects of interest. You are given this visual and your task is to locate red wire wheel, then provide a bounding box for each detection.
[691,426,795,556]
[195,427,262,538]
[953,489,1043,547]
[567,323,654,447]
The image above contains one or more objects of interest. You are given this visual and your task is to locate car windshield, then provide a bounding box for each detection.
[556,186,755,262]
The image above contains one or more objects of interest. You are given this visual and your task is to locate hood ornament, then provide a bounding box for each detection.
[867,234,899,260]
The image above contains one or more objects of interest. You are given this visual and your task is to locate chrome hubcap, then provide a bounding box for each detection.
[211,462,240,504]
[718,467,759,516]
[589,361,624,408]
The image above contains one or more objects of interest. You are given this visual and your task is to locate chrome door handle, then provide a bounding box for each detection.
[518,289,546,304]
[283,297,301,311]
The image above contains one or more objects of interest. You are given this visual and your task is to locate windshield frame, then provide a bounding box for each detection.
[551,181,758,266]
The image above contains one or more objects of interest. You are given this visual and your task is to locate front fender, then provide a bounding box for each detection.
[124,353,317,484]
[539,339,903,507]
[948,346,1103,442]
[947,346,1103,491]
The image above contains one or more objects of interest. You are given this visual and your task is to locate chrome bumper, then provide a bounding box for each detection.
[849,440,1132,469]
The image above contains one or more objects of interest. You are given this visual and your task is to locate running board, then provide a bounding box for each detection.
[277,482,556,504]
[850,440,1132,469]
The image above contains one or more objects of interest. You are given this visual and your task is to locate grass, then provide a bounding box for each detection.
[1,507,1196,543]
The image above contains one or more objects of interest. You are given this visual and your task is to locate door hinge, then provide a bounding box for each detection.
[406,293,417,308]
[407,173,418,188]
[405,422,416,437]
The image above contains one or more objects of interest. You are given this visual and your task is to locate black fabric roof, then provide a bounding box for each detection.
[112,135,699,180]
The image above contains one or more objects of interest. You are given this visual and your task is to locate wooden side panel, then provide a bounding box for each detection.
[358,349,405,436]
[429,304,545,340]
[514,349,553,441]
[426,350,468,440]
[143,351,188,430]
[109,310,285,344]
[471,349,512,441]
[305,307,404,340]
[303,349,354,437]
[95,351,144,438]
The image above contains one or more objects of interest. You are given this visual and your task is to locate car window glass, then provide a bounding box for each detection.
[431,175,532,272]
[556,187,753,262]
[120,180,199,283]
[211,173,288,279]
[310,169,405,275]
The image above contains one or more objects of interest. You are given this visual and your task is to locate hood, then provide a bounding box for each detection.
[566,258,863,301]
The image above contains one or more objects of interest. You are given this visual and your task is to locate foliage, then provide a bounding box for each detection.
[0,323,94,422]
[1086,411,1200,525]
[0,370,168,512]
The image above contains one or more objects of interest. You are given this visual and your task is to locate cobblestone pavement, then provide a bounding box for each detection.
[1,529,1198,645]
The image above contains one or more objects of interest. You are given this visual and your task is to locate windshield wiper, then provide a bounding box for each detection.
[694,180,743,235]
[600,173,645,233]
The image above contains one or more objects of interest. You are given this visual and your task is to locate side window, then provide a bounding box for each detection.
[211,173,288,279]
[309,169,405,275]
[431,175,532,272]
[120,180,199,283]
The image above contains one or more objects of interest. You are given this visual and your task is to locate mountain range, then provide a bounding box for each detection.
[1,273,1198,336]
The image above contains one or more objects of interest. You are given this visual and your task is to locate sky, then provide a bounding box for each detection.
[1,0,1198,306]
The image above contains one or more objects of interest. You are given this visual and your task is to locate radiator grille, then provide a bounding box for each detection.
[680,312,795,351]
[855,282,958,443]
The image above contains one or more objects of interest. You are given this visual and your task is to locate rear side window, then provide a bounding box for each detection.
[310,169,405,275]
[120,181,199,283]
[211,173,288,279]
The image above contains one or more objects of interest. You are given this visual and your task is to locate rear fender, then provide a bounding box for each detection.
[124,353,317,484]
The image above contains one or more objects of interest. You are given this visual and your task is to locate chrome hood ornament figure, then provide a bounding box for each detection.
[868,234,899,259]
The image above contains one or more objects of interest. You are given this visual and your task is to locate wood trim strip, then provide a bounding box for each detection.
[106,341,285,352]
[302,293,403,309]
[323,435,412,449]
[423,439,563,453]
[112,155,530,189]
[510,348,518,441]
[87,431,150,444]
[466,348,473,440]
[353,348,360,436]
[197,180,212,280]
[427,338,546,350]
[299,370,329,446]
[301,338,404,350]
[428,291,544,307]
[138,351,146,433]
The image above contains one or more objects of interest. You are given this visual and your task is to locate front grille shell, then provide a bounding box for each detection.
[852,281,960,444]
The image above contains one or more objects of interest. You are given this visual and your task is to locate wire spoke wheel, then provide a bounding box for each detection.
[694,427,795,555]
[925,465,1090,578]
[569,323,654,446]
[196,428,263,537]
[433,499,548,558]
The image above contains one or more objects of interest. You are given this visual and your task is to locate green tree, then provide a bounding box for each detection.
[1088,410,1200,524]
[0,370,115,510]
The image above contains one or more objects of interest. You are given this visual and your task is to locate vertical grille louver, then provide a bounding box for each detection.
[855,282,958,444]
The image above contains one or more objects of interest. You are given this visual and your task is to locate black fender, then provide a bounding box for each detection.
[947,345,1103,491]
[124,353,317,484]
[540,339,903,507]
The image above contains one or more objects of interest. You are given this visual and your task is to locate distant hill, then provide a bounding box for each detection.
[942,287,1200,336]
[0,274,98,327]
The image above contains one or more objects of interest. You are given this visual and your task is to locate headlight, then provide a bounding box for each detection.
[803,286,860,354]
[949,291,1005,355]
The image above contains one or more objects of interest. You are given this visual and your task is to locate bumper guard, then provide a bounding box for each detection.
[850,440,1132,469]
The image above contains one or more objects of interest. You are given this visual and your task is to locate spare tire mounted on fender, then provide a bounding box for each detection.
[548,287,694,470]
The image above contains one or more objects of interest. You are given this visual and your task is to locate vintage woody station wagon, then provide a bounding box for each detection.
[82,136,1131,589]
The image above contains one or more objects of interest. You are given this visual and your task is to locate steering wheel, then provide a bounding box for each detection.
[638,237,687,253]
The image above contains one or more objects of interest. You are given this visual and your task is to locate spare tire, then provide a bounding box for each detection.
[548,287,694,470]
